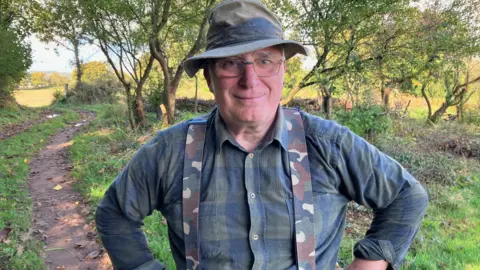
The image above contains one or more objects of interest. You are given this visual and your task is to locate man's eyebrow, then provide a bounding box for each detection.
[254,51,274,58]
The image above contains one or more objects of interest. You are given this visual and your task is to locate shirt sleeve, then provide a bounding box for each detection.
[95,138,166,270]
[333,126,428,270]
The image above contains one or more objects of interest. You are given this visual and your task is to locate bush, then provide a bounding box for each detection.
[462,106,480,125]
[52,89,66,104]
[376,135,477,188]
[67,79,122,104]
[334,105,392,141]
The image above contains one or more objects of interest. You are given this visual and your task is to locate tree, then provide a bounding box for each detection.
[30,71,49,87]
[273,0,412,108]
[82,0,154,129]
[33,0,88,87]
[73,61,116,84]
[404,0,480,123]
[0,0,32,107]
[49,72,69,86]
[146,0,217,125]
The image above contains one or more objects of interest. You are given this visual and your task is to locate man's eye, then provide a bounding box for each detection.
[222,60,240,68]
[258,59,273,65]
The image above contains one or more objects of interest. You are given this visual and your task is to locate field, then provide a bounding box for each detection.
[14,87,61,107]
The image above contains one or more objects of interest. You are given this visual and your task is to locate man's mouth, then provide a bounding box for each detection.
[234,93,265,100]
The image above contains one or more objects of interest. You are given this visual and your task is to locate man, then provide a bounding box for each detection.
[96,0,428,269]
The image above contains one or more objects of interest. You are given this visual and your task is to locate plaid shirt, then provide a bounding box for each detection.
[96,107,428,270]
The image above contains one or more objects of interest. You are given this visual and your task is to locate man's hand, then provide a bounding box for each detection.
[336,258,388,270]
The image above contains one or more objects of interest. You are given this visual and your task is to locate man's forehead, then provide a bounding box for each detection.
[230,46,283,58]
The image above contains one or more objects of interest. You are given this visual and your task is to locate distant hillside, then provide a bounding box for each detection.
[28,71,71,76]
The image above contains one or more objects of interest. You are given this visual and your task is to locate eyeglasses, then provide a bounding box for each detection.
[213,58,284,78]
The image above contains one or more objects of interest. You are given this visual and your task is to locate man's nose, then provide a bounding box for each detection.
[239,63,259,89]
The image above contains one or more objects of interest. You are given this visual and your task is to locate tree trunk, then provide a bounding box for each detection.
[428,102,449,123]
[135,86,147,128]
[164,88,176,124]
[73,39,82,86]
[381,87,390,109]
[456,101,463,121]
[420,83,432,119]
[124,84,136,129]
[324,95,332,119]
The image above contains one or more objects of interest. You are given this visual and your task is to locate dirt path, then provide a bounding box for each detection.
[27,111,112,270]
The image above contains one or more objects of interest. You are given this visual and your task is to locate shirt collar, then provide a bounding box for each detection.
[213,105,289,152]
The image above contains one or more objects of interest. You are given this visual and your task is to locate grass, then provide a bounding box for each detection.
[64,104,204,269]
[404,178,480,269]
[0,109,78,269]
[14,87,62,107]
[336,118,480,269]
[0,107,49,129]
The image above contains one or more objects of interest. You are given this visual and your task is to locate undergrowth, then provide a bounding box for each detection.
[0,109,78,269]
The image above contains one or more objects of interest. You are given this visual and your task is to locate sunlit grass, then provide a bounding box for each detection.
[14,87,62,107]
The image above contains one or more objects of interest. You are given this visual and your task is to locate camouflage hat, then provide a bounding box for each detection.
[183,0,308,77]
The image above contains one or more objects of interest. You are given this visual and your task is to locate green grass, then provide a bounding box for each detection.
[338,177,480,270]
[0,109,78,269]
[66,104,205,269]
[0,107,48,129]
[405,177,480,269]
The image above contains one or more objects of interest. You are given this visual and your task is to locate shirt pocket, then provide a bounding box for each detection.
[199,201,221,259]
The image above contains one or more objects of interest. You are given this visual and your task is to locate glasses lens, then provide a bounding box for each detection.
[214,59,282,77]
[216,59,242,77]
[254,60,280,77]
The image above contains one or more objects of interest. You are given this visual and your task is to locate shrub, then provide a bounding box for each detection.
[52,89,66,104]
[334,105,392,141]
[375,135,476,188]
[67,79,122,104]
[461,106,480,125]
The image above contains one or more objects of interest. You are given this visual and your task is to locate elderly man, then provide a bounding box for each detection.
[95,0,428,269]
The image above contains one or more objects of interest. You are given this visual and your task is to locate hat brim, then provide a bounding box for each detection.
[184,39,308,77]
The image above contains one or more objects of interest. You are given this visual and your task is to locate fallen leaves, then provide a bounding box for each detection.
[0,227,12,243]
[17,245,24,256]
[53,184,63,191]
[20,230,31,242]
[85,249,104,259]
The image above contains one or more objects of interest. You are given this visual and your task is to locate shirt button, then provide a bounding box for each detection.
[250,193,256,199]
[248,153,254,158]
[253,234,259,240]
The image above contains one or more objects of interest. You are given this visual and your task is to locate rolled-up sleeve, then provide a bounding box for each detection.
[96,138,166,270]
[333,126,428,269]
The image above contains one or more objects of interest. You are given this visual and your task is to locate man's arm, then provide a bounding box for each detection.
[334,126,428,270]
[96,142,166,270]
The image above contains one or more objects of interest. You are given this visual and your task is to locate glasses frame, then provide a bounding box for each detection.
[211,58,285,78]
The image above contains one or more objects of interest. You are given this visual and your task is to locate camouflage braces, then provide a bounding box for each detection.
[182,108,315,270]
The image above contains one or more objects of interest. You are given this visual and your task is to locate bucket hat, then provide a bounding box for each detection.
[183,0,308,77]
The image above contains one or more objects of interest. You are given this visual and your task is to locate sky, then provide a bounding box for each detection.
[28,35,317,73]
[28,35,106,73]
